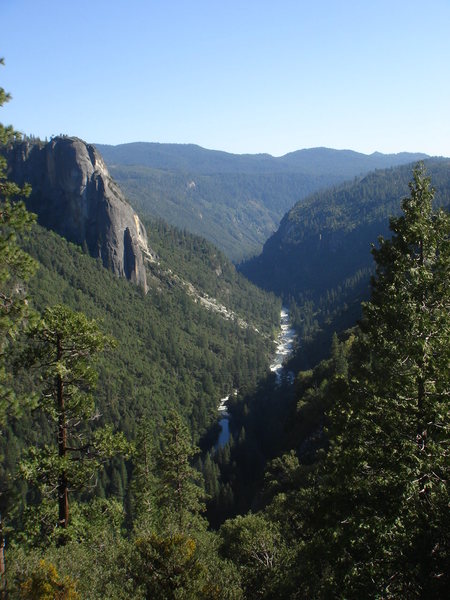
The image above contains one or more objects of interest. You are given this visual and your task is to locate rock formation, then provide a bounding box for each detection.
[5,136,153,291]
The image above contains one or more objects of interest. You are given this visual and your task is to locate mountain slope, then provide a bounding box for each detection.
[104,167,334,259]
[3,136,280,435]
[0,219,280,504]
[95,142,428,175]
[1,133,282,515]
[95,143,429,261]
[20,222,280,439]
[240,159,450,363]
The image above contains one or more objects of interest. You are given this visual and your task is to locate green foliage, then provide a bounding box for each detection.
[8,498,135,599]
[127,418,158,524]
[145,219,281,333]
[0,64,38,597]
[218,375,297,519]
[153,410,206,533]
[0,60,37,424]
[129,410,243,599]
[131,410,206,535]
[130,528,243,599]
[219,513,287,598]
[262,166,450,598]
[328,164,450,595]
[131,532,204,599]
[26,304,115,411]
[242,159,450,368]
[19,222,279,434]
[0,218,279,520]
[1,66,264,600]
[20,305,129,538]
[0,199,36,346]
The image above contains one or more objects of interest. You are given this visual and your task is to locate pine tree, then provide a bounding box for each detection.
[1,59,38,597]
[203,451,220,498]
[131,411,213,599]
[154,409,205,533]
[20,305,128,540]
[287,165,449,598]
[128,418,158,527]
[0,58,37,424]
[347,163,450,596]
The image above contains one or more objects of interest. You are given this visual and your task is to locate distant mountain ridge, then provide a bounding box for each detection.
[94,142,430,261]
[279,147,431,176]
[95,142,428,176]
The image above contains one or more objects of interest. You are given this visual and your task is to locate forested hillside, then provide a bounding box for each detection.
[1,67,448,598]
[22,221,279,427]
[1,82,284,596]
[96,142,427,261]
[102,167,329,260]
[3,155,448,598]
[241,158,450,365]
[247,166,450,597]
[96,142,427,176]
[1,213,280,523]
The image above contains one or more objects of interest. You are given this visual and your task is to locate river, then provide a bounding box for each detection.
[269,307,296,382]
[215,306,296,449]
[216,395,231,449]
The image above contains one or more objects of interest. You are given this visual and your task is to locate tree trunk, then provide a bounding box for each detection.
[56,335,69,530]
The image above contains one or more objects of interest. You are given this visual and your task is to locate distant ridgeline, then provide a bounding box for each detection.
[240,158,450,366]
[95,142,429,261]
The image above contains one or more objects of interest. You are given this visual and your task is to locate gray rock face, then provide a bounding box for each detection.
[6,136,152,291]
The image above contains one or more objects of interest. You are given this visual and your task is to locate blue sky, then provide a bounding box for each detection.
[1,0,450,156]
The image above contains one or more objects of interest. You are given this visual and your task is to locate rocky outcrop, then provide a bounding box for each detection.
[6,136,153,291]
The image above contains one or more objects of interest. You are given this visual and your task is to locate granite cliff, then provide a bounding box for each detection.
[5,136,152,291]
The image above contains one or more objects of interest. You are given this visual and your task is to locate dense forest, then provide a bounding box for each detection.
[1,70,449,599]
[95,142,427,176]
[241,159,450,367]
[97,142,427,261]
[1,209,281,514]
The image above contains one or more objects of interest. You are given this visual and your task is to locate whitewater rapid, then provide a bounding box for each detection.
[215,307,296,449]
[269,307,296,381]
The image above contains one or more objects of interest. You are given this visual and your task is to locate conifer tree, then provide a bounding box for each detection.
[0,58,37,424]
[20,305,128,539]
[131,411,213,598]
[287,165,449,598]
[0,60,37,597]
[347,163,450,596]
[128,418,158,527]
[154,409,205,533]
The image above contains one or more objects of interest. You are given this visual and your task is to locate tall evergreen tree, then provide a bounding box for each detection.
[0,58,37,424]
[281,165,449,598]
[346,163,450,597]
[130,411,221,599]
[0,59,37,597]
[20,305,128,539]
[154,409,205,533]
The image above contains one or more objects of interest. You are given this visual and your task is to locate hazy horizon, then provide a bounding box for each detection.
[2,0,450,157]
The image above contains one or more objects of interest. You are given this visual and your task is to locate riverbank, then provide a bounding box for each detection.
[215,307,296,448]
